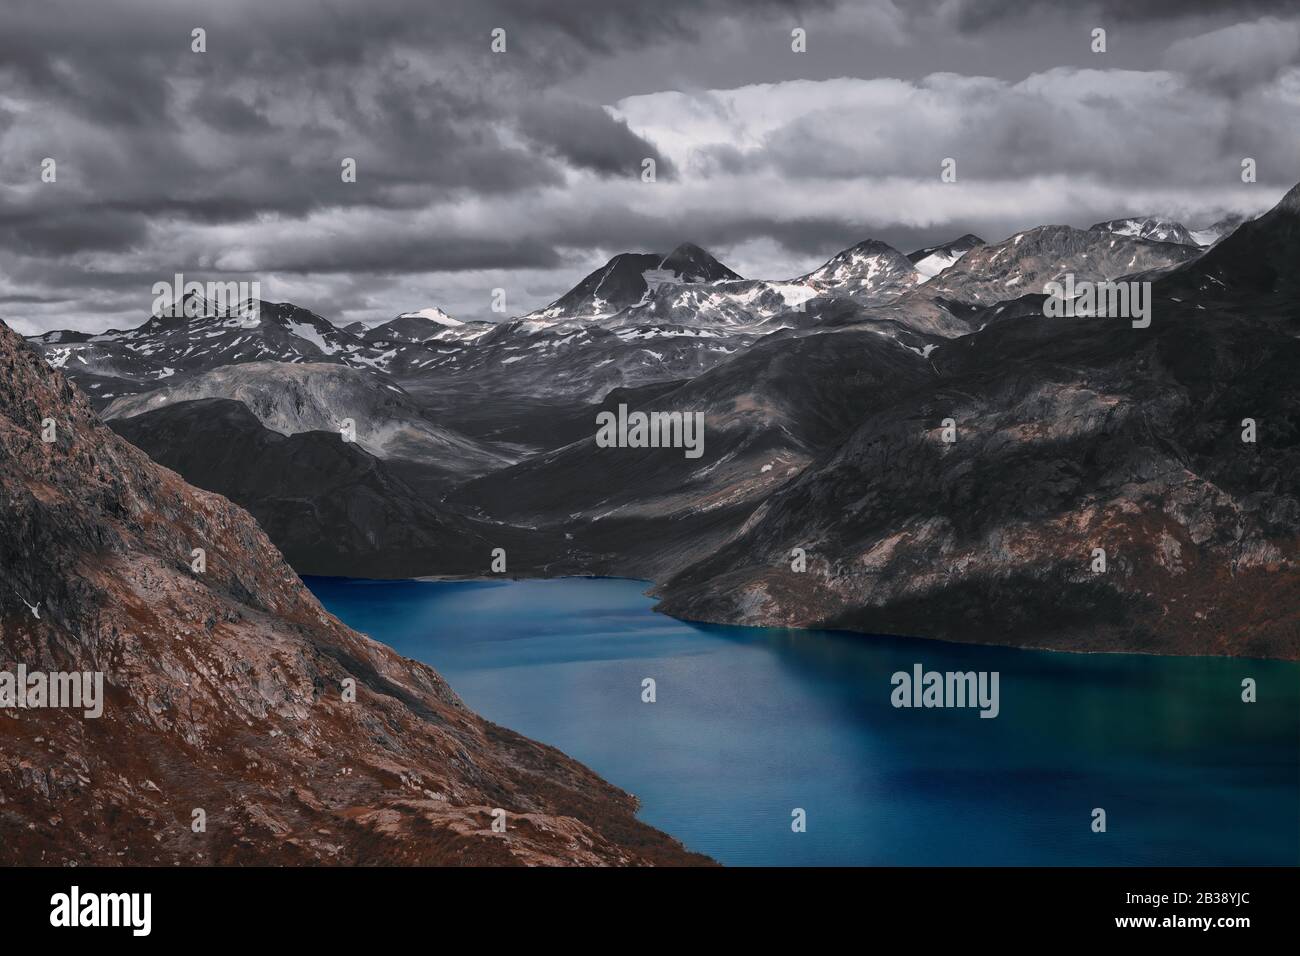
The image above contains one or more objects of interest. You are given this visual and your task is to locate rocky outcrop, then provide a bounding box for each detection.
[652,189,1300,660]
[107,398,526,578]
[101,361,515,480]
[0,320,709,865]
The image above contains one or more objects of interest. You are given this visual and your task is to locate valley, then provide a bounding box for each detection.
[21,184,1300,661]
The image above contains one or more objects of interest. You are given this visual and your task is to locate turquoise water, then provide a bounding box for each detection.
[306,576,1300,866]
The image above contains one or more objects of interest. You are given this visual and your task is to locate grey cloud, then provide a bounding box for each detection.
[0,209,149,256]
[1164,17,1300,94]
[253,235,563,276]
[0,0,1295,333]
[938,0,1300,31]
[690,71,1299,191]
[191,91,276,133]
[517,99,676,178]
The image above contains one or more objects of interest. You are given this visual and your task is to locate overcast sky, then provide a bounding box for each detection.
[2,0,1298,334]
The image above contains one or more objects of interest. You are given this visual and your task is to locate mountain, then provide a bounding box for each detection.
[1093,214,1254,249]
[1090,217,1200,246]
[1189,213,1249,248]
[31,329,93,344]
[867,226,1203,337]
[449,325,938,579]
[652,185,1300,660]
[921,226,1200,304]
[449,184,1300,660]
[25,298,383,405]
[17,181,1300,663]
[389,317,759,403]
[797,239,923,301]
[0,318,709,865]
[600,281,816,331]
[100,361,515,480]
[361,309,465,346]
[589,238,926,337]
[1161,183,1300,350]
[529,243,742,321]
[108,398,535,577]
[907,234,985,280]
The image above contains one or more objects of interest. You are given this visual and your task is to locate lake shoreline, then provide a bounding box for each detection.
[308,576,1300,867]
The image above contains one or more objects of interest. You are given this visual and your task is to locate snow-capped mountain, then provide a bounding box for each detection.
[360,308,469,345]
[1188,213,1249,248]
[20,180,1300,671]
[588,238,924,335]
[907,234,985,280]
[862,225,1203,338]
[22,222,1206,414]
[601,278,818,332]
[1092,213,1253,249]
[1090,216,1200,247]
[922,225,1201,304]
[385,316,753,401]
[797,239,923,300]
[29,297,371,380]
[528,242,742,321]
[399,306,461,326]
[31,329,93,344]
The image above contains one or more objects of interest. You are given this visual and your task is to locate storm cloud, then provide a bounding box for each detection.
[0,0,1296,333]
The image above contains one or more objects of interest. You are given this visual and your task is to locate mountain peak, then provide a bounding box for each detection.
[907,234,986,280]
[531,244,741,321]
[797,238,921,302]
[362,308,465,345]
[1090,216,1198,247]
[657,243,741,283]
[394,307,462,328]
[665,241,708,259]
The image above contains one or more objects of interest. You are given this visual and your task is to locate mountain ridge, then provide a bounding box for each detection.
[0,318,709,865]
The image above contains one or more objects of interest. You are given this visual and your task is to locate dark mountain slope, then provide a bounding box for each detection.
[451,327,936,578]
[1159,181,1300,304]
[653,187,1300,660]
[108,399,523,578]
[0,319,708,865]
[101,360,515,482]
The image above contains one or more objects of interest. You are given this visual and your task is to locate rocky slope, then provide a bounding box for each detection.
[0,319,709,865]
[1090,216,1200,247]
[657,308,1300,659]
[907,234,985,280]
[107,399,540,578]
[101,361,515,480]
[653,187,1300,660]
[450,324,938,578]
[871,226,1203,337]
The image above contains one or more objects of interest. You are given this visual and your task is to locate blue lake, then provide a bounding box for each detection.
[305,576,1300,866]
